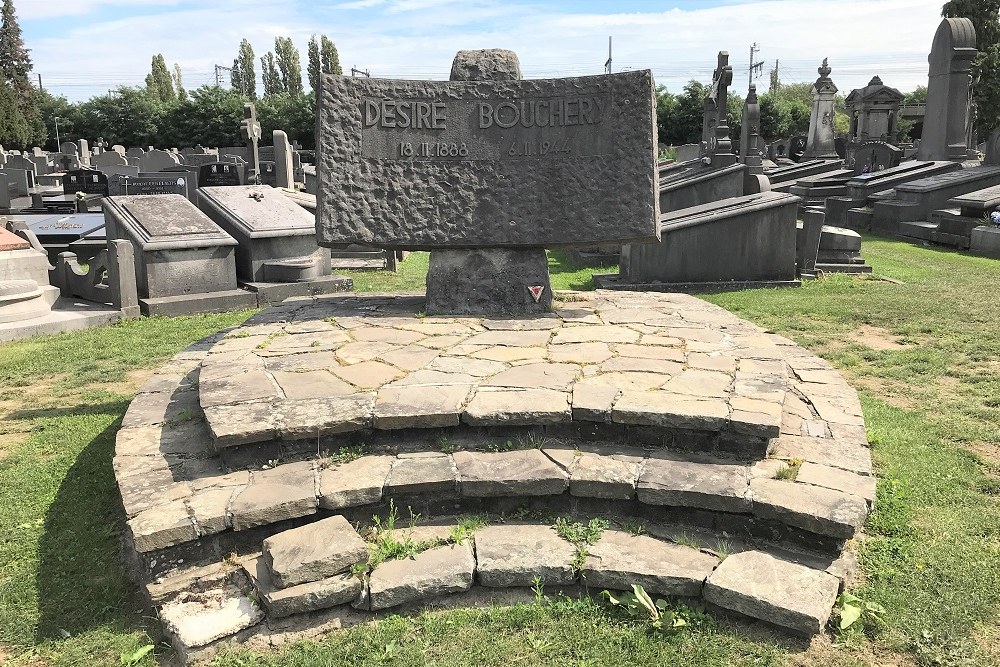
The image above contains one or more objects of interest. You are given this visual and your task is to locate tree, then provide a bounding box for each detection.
[159,85,245,146]
[0,0,43,146]
[173,63,187,102]
[903,85,928,105]
[261,52,282,97]
[320,36,342,76]
[274,37,303,96]
[75,86,165,147]
[235,38,257,100]
[943,0,1000,139]
[36,89,79,150]
[0,78,30,146]
[307,35,321,93]
[145,54,175,103]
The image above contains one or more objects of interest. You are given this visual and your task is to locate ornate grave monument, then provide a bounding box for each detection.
[803,59,839,160]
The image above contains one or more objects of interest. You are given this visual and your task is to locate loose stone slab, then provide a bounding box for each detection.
[583,530,718,597]
[363,542,475,610]
[453,449,568,496]
[570,452,640,499]
[317,70,659,249]
[796,462,876,505]
[128,501,197,553]
[750,478,867,539]
[385,453,456,495]
[230,483,318,531]
[637,454,751,513]
[319,456,394,509]
[374,384,472,429]
[703,550,839,635]
[160,586,264,649]
[475,524,578,587]
[263,515,369,588]
[245,555,363,618]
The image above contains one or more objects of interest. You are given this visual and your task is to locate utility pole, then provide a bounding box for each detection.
[350,67,370,77]
[37,73,43,93]
[215,64,235,89]
[749,43,765,90]
[604,36,612,74]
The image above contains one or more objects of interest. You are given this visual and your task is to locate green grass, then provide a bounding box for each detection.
[2,240,1000,666]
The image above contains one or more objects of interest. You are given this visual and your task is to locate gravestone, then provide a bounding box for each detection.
[273,130,295,189]
[109,174,190,198]
[789,136,808,162]
[140,149,180,173]
[0,179,9,213]
[803,59,839,159]
[77,139,91,165]
[240,103,263,184]
[1,168,35,197]
[258,161,277,187]
[59,142,78,156]
[63,169,109,196]
[675,144,701,162]
[739,84,767,193]
[8,155,37,175]
[198,162,241,187]
[852,141,902,174]
[918,18,977,162]
[317,49,658,315]
[18,212,107,262]
[112,145,127,155]
[94,151,129,168]
[102,194,252,315]
[701,51,736,167]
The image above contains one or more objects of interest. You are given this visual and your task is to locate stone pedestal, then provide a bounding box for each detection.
[804,60,839,160]
[425,248,552,316]
[0,228,59,324]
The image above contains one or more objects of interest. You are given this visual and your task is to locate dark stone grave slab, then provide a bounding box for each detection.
[852,141,902,175]
[109,174,191,198]
[198,162,242,187]
[316,69,659,249]
[63,169,109,196]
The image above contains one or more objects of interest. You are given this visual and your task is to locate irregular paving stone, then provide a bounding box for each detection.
[122,389,201,429]
[463,330,552,347]
[571,384,619,422]
[385,453,456,495]
[600,357,684,375]
[481,317,561,331]
[583,530,718,597]
[116,421,216,458]
[230,483,318,531]
[332,360,403,390]
[640,334,684,347]
[353,327,427,345]
[263,515,369,588]
[146,561,231,605]
[613,391,729,431]
[244,555,362,618]
[637,454,751,513]
[271,370,357,399]
[319,455,394,509]
[199,370,283,408]
[374,384,472,429]
[613,343,686,362]
[472,346,548,362]
[363,542,475,611]
[390,369,478,386]
[661,369,733,398]
[277,394,375,439]
[750,478,868,539]
[548,342,613,364]
[128,501,197,553]
[204,400,280,447]
[687,352,738,372]
[453,450,568,496]
[795,462,876,505]
[428,356,506,377]
[578,372,668,392]
[550,325,640,345]
[462,388,571,426]
[570,453,640,499]
[160,586,264,649]
[378,345,441,371]
[485,362,579,391]
[188,487,241,536]
[119,470,192,517]
[475,525,578,587]
[703,550,839,635]
[542,447,580,471]
[771,435,872,475]
[335,341,399,364]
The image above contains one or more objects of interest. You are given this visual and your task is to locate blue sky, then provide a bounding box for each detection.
[17,0,945,102]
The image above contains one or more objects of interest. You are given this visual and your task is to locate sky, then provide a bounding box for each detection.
[17,0,947,103]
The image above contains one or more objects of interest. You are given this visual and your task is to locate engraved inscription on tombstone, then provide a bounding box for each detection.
[63,169,110,196]
[110,174,190,197]
[198,162,242,187]
[317,70,659,249]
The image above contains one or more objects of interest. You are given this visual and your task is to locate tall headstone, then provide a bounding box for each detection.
[273,130,295,189]
[739,84,768,194]
[917,18,977,162]
[317,48,659,315]
[803,59,839,159]
[240,103,262,185]
[94,151,129,168]
[701,52,736,167]
[77,139,91,166]
[140,149,180,173]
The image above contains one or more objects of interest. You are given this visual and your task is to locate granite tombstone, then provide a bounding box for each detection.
[62,169,109,196]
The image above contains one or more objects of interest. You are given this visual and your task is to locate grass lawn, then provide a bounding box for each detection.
[1,237,999,666]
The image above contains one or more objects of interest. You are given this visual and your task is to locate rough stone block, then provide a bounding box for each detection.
[453,449,568,496]
[570,453,639,499]
[613,391,729,431]
[374,384,473,429]
[703,551,839,635]
[796,462,876,505]
[425,249,553,316]
[750,478,868,538]
[362,542,475,610]
[245,555,363,618]
[583,530,718,597]
[385,453,456,495]
[475,524,577,587]
[160,586,264,649]
[128,501,197,553]
[637,454,751,513]
[462,388,571,426]
[319,455,393,509]
[263,515,369,588]
[230,483,318,531]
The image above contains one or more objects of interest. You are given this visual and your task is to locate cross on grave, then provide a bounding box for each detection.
[59,155,73,172]
[240,103,262,185]
[95,137,108,154]
[706,51,734,156]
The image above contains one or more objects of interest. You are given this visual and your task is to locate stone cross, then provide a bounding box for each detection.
[240,103,263,185]
[95,137,108,155]
[702,51,734,164]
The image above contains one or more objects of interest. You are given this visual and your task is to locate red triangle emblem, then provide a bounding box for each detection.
[528,285,545,303]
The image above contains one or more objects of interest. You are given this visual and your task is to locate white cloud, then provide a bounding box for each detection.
[28,0,944,102]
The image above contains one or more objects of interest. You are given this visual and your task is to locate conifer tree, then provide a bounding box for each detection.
[0,0,42,144]
[320,36,342,76]
[237,38,257,100]
[261,52,281,97]
[274,37,303,96]
[145,54,175,103]
[173,63,187,102]
[307,35,321,93]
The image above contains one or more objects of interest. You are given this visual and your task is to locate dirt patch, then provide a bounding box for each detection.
[963,441,1000,467]
[89,368,155,398]
[849,374,918,410]
[848,325,914,351]
[788,634,920,667]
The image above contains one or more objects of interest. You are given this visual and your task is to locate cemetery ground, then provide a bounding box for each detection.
[0,241,999,667]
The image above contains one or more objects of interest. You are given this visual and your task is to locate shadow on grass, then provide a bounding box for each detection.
[35,414,149,642]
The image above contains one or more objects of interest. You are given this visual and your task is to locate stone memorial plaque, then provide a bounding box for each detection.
[317,70,659,249]
[852,141,902,175]
[62,169,109,196]
[110,174,190,197]
[258,161,277,186]
[198,162,242,187]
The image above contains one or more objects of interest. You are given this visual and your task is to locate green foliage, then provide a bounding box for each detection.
[321,35,342,77]
[144,54,175,103]
[261,51,281,97]
[307,35,321,94]
[172,63,187,103]
[274,37,303,97]
[554,517,608,545]
[835,592,887,632]
[0,0,43,146]
[119,643,154,665]
[233,38,257,100]
[0,77,30,146]
[602,585,701,634]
